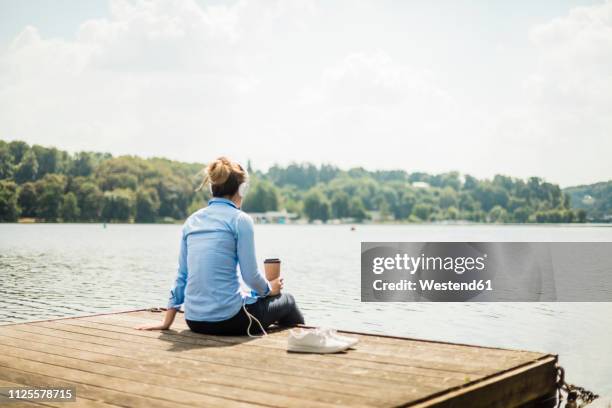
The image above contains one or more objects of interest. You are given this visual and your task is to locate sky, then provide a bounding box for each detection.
[0,0,610,187]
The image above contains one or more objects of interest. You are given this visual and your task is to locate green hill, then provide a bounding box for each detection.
[564,181,612,222]
[0,139,593,223]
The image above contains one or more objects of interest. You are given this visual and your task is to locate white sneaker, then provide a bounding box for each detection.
[287,329,351,354]
[317,327,359,348]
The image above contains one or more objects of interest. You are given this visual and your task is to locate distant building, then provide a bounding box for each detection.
[249,210,298,224]
[412,181,430,189]
[582,194,595,205]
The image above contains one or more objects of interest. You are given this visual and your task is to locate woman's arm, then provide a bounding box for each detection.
[236,213,272,297]
[166,234,188,310]
[136,308,177,331]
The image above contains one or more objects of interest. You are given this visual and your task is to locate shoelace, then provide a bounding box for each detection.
[242,299,267,338]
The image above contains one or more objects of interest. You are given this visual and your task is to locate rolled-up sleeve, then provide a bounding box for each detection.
[236,212,270,297]
[167,229,188,310]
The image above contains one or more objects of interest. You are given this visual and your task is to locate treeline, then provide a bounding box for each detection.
[565,181,612,222]
[0,139,589,223]
[261,164,586,223]
[0,140,203,223]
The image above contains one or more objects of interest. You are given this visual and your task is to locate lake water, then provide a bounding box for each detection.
[1,223,611,400]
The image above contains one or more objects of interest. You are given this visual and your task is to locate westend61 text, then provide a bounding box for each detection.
[373,279,493,292]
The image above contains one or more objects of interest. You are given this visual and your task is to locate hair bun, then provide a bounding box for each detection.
[207,157,232,185]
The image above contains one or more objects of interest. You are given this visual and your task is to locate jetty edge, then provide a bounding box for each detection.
[0,309,558,407]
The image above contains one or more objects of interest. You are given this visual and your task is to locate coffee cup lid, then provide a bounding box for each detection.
[264,258,281,263]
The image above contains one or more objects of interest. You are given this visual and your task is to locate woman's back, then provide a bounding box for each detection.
[172,197,270,322]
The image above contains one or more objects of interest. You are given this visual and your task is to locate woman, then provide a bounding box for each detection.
[137,157,304,335]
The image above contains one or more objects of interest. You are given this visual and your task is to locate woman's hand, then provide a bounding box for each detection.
[136,322,170,331]
[134,308,177,331]
[268,277,284,296]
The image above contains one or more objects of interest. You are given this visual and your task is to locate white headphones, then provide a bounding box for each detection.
[208,166,250,198]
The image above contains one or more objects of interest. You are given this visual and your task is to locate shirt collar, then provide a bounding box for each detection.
[208,197,238,209]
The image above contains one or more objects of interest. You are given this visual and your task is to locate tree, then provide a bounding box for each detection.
[331,191,350,219]
[392,190,416,220]
[242,180,279,213]
[14,149,38,183]
[458,191,478,212]
[303,190,330,222]
[439,187,458,209]
[446,206,459,220]
[488,205,508,223]
[77,182,103,221]
[412,203,432,221]
[0,145,14,179]
[349,197,368,222]
[0,180,19,221]
[8,141,29,164]
[35,174,65,221]
[319,164,340,183]
[102,189,135,222]
[61,192,80,221]
[268,163,319,189]
[473,183,508,212]
[464,174,478,190]
[70,152,95,177]
[18,182,38,217]
[32,145,61,177]
[512,207,531,223]
[135,188,160,222]
[155,177,192,219]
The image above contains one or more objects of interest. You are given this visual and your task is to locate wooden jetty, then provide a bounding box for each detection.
[0,310,558,407]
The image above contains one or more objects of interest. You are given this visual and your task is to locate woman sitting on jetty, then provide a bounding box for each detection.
[137,157,304,335]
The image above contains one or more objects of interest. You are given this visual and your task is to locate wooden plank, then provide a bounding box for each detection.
[409,356,558,408]
[0,365,197,408]
[0,310,558,408]
[12,321,458,380]
[3,323,445,402]
[0,344,349,408]
[0,335,380,407]
[0,355,259,408]
[45,318,528,376]
[16,322,460,390]
[0,326,397,403]
[100,311,544,362]
[91,312,545,373]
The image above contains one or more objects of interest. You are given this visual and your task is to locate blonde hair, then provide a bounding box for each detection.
[199,157,247,196]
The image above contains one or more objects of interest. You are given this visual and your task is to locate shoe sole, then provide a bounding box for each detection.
[287,344,350,354]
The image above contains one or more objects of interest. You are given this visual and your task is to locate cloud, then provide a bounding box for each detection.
[528,2,612,119]
[0,0,610,185]
[515,0,612,182]
[0,0,315,159]
[292,50,490,173]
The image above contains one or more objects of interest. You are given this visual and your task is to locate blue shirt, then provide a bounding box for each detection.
[167,197,271,322]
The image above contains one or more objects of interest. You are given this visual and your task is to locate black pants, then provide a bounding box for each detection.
[186,293,304,336]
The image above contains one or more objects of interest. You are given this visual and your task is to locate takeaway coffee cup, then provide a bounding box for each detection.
[264,258,281,281]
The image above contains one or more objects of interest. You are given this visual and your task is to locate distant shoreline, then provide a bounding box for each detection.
[7,219,610,226]
[3,139,609,225]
